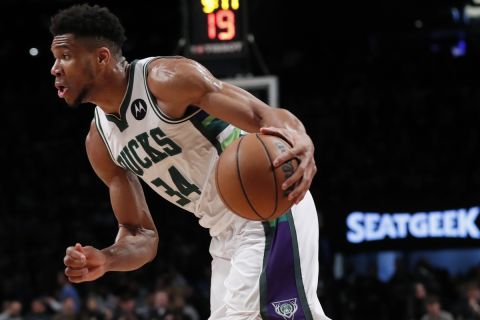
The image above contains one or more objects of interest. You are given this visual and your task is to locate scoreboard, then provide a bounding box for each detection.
[183,0,248,60]
[182,0,249,75]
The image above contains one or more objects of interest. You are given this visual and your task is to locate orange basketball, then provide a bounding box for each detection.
[215,133,299,221]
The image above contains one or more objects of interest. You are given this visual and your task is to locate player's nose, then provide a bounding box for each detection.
[51,60,62,76]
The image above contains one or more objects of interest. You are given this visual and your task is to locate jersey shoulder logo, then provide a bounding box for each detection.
[272,298,298,319]
[131,99,147,120]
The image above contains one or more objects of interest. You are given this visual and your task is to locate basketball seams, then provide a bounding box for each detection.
[236,135,265,220]
[255,134,279,220]
[215,133,295,222]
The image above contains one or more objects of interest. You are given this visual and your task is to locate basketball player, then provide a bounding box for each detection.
[50,4,330,320]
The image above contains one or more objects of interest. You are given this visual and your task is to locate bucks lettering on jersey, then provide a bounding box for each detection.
[94,57,242,235]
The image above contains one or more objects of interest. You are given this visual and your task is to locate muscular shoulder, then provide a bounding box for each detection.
[146,57,221,105]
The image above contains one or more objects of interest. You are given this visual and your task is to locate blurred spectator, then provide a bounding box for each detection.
[25,299,51,320]
[148,290,170,320]
[170,292,199,320]
[58,273,81,314]
[421,295,453,320]
[454,282,480,320]
[0,300,23,320]
[53,297,76,320]
[112,294,142,320]
[413,258,442,295]
[407,282,428,320]
[79,296,106,320]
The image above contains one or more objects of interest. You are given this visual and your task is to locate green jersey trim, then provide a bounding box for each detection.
[104,60,138,132]
[189,111,231,154]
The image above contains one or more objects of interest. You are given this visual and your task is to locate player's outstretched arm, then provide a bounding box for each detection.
[147,58,316,204]
[63,120,159,283]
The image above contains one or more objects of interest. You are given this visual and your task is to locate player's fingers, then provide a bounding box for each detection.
[293,190,308,205]
[67,275,86,283]
[64,254,86,268]
[64,254,86,269]
[70,266,105,283]
[260,126,282,137]
[260,127,293,146]
[286,163,316,202]
[84,266,105,282]
[75,242,86,253]
[286,175,308,200]
[66,246,86,260]
[65,267,88,278]
[282,166,304,193]
[286,175,308,204]
[273,149,297,167]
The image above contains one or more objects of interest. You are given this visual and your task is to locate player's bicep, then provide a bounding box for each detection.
[147,58,272,131]
[164,60,270,130]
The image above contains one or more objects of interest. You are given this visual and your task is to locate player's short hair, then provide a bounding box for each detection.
[49,4,126,55]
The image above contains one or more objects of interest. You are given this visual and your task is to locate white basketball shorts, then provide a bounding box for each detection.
[209,191,331,320]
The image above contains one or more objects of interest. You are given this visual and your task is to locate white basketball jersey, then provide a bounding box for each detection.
[94,57,241,236]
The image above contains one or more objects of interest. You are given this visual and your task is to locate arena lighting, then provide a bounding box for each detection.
[451,7,461,23]
[451,39,467,57]
[464,4,480,21]
[346,206,480,243]
[29,47,38,56]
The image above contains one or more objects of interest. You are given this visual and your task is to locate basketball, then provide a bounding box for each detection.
[215,133,299,221]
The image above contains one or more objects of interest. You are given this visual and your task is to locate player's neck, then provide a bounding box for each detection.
[89,59,129,115]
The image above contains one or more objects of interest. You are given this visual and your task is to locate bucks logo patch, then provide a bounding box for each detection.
[272,298,298,319]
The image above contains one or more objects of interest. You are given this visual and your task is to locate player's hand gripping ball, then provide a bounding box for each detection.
[215,133,299,221]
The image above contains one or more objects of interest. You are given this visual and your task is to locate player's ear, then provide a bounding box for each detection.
[97,47,110,65]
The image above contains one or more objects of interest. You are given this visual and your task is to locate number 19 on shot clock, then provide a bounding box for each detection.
[183,0,248,60]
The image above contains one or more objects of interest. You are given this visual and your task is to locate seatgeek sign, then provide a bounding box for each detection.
[346,206,480,243]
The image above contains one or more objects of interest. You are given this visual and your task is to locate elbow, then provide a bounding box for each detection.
[133,226,158,263]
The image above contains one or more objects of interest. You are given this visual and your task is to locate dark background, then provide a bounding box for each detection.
[2,0,480,319]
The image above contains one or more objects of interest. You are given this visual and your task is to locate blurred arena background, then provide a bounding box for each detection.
[2,0,480,319]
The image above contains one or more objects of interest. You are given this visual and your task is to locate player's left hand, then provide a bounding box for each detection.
[260,126,317,204]
[64,243,107,283]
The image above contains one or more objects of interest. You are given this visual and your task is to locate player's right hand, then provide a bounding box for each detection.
[260,126,317,204]
[64,243,107,283]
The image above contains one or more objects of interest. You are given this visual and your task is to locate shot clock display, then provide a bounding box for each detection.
[183,0,248,60]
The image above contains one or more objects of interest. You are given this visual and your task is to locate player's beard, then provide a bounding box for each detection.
[68,65,95,108]
[69,86,90,108]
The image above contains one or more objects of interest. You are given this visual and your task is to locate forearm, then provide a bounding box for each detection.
[102,171,158,272]
[262,108,307,133]
[202,83,308,134]
[102,226,158,272]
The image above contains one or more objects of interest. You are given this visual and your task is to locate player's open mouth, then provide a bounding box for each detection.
[55,83,68,98]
